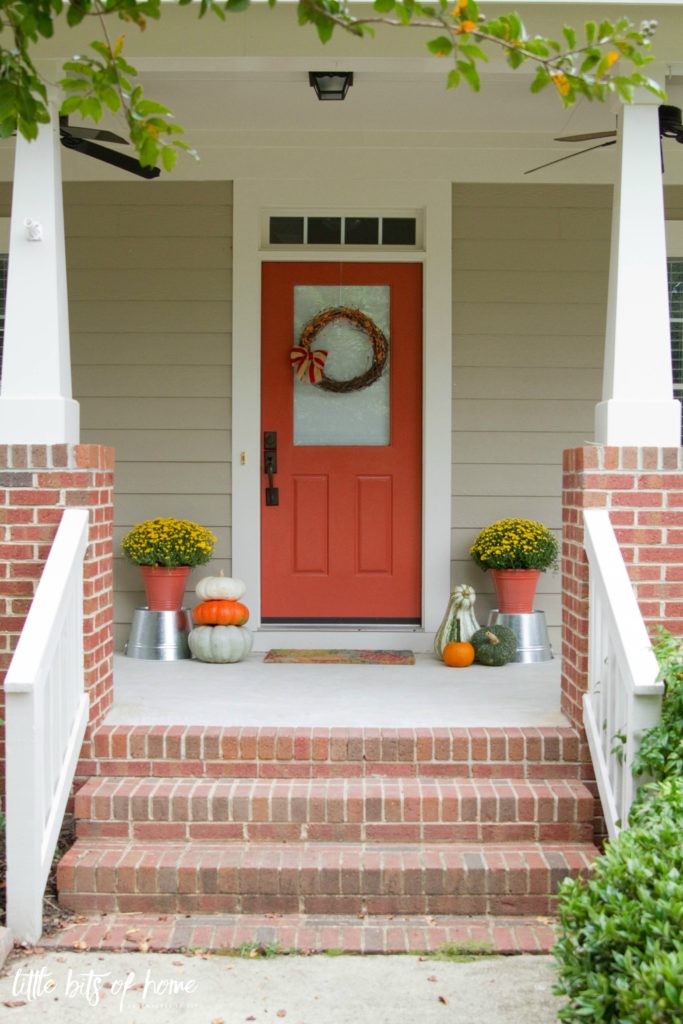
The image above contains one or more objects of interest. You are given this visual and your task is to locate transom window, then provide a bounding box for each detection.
[264,212,421,249]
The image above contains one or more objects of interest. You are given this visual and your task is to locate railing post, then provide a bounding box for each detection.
[582,509,663,838]
[5,690,46,943]
[4,508,89,944]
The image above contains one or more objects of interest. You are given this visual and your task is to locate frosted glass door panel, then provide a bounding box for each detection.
[293,285,390,446]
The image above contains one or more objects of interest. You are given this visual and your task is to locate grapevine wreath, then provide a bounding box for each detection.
[290,306,388,393]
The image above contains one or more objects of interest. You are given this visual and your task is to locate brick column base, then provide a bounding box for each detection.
[562,445,683,727]
[0,444,115,781]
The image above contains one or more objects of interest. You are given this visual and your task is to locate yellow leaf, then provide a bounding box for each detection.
[113,35,124,57]
[551,72,571,97]
[453,0,468,16]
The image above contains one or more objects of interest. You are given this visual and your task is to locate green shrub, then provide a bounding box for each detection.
[632,627,683,782]
[554,629,683,1021]
[553,779,683,1022]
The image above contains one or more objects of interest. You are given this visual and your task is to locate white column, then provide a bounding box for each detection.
[0,103,79,443]
[595,101,680,446]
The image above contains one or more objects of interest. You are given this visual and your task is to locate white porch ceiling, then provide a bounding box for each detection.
[1,2,682,183]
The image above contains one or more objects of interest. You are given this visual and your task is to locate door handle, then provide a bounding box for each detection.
[263,431,279,506]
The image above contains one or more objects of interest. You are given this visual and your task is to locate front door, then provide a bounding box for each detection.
[261,262,422,624]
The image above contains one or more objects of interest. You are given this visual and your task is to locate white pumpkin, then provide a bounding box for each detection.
[195,572,246,602]
[188,624,253,663]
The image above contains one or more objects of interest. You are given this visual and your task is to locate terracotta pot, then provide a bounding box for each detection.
[490,569,541,614]
[140,565,191,611]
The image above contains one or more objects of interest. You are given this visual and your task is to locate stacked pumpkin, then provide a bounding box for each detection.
[188,573,254,663]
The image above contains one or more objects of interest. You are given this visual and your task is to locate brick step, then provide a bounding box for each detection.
[57,839,599,916]
[81,725,589,781]
[41,912,559,954]
[75,776,594,844]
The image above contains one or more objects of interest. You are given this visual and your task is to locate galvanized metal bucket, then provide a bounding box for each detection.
[487,610,553,664]
[125,608,193,661]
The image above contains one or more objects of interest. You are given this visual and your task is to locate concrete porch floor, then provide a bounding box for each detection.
[106,653,566,728]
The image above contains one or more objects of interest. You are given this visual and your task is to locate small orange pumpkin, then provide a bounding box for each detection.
[442,641,475,668]
[192,599,249,627]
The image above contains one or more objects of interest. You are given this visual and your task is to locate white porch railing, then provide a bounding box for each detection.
[583,508,664,840]
[4,508,89,944]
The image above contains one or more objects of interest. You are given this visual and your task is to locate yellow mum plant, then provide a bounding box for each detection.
[121,518,217,568]
[470,518,558,572]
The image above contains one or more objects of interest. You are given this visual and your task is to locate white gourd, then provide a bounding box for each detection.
[188,624,253,663]
[195,571,247,602]
[433,584,480,658]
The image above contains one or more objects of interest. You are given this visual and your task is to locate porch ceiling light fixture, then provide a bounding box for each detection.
[308,71,354,101]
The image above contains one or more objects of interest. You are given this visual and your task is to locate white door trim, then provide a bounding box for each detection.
[232,179,452,652]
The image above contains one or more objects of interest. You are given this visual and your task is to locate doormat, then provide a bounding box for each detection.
[264,649,416,665]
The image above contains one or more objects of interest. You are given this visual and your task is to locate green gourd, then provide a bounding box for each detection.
[470,626,517,666]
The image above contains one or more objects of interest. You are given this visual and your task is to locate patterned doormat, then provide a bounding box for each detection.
[264,649,416,665]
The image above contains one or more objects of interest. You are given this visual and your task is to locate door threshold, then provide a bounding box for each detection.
[253,627,434,653]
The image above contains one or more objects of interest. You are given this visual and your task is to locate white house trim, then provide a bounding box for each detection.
[0,105,79,444]
[231,178,453,651]
[595,101,681,445]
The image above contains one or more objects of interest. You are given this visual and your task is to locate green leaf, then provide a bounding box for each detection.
[530,66,551,94]
[522,38,551,58]
[446,68,461,89]
[456,59,480,92]
[60,79,90,93]
[90,40,112,61]
[584,20,597,44]
[83,96,103,121]
[161,145,177,172]
[62,61,89,75]
[506,48,523,70]
[373,0,395,12]
[427,35,453,57]
[101,87,120,112]
[134,99,172,116]
[598,19,614,43]
[225,0,250,11]
[562,25,576,50]
[459,43,487,62]
[580,53,601,75]
[504,13,522,41]
[60,95,84,115]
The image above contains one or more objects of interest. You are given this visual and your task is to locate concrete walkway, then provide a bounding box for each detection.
[0,950,562,1023]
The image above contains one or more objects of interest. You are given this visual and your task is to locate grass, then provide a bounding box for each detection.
[237,940,281,959]
[421,941,496,962]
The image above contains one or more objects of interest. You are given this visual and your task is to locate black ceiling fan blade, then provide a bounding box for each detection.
[555,130,617,143]
[60,134,160,179]
[524,139,616,175]
[59,115,129,145]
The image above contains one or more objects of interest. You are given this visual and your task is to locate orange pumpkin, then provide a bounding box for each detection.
[442,641,475,668]
[192,600,249,626]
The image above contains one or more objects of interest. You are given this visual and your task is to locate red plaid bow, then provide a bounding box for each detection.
[290,346,328,384]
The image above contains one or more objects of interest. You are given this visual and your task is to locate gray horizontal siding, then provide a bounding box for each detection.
[452,183,611,645]
[65,181,233,652]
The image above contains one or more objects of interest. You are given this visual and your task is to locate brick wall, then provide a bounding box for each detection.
[0,444,115,781]
[562,445,683,726]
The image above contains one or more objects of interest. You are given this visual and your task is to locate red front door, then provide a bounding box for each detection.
[261,262,422,623]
